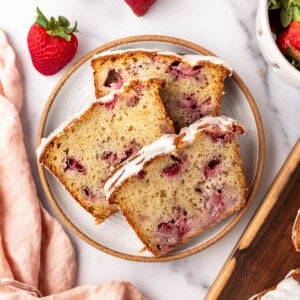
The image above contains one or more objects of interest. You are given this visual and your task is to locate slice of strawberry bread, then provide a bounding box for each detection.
[91,49,232,132]
[38,78,175,223]
[105,116,247,256]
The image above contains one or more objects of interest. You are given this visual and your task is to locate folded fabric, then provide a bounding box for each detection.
[1,281,145,300]
[0,29,145,300]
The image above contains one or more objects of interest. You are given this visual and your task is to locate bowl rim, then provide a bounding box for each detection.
[257,0,300,79]
[36,34,265,262]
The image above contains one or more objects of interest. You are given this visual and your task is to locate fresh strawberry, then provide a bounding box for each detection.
[27,7,78,76]
[277,21,300,68]
[124,0,156,16]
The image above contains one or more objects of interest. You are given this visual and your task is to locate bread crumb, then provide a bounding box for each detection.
[139,246,147,253]
[257,68,265,77]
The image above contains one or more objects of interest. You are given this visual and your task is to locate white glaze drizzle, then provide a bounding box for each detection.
[181,54,233,75]
[249,270,300,300]
[104,134,177,199]
[180,115,243,144]
[104,116,244,199]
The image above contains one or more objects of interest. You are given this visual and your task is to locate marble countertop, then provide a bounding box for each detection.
[1,0,299,299]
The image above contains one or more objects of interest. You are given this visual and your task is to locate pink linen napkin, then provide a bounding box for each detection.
[0,28,145,300]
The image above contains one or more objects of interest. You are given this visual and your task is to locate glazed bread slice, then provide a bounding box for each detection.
[249,268,300,299]
[38,78,175,223]
[105,116,247,256]
[91,49,232,132]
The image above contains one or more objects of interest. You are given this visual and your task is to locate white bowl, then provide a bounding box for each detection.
[256,0,300,87]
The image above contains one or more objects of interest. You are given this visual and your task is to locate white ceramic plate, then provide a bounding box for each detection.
[37,35,264,262]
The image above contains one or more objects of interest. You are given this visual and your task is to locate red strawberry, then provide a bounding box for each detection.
[124,0,156,17]
[277,21,300,68]
[27,7,78,76]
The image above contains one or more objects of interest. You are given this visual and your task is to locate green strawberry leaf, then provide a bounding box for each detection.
[49,16,56,28]
[280,5,293,26]
[66,21,78,34]
[34,7,78,41]
[291,0,300,6]
[269,0,300,9]
[47,28,71,41]
[35,7,49,29]
[269,0,283,9]
[293,6,300,20]
[58,16,70,27]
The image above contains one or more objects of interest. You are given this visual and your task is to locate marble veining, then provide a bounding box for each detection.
[0,0,299,299]
[231,0,291,148]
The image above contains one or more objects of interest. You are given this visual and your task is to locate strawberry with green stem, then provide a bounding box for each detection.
[277,21,300,68]
[124,0,156,17]
[269,0,300,27]
[269,0,300,69]
[27,7,78,76]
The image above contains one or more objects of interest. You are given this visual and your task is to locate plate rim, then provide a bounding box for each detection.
[36,34,265,262]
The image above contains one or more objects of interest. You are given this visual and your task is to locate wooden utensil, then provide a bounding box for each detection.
[206,139,300,300]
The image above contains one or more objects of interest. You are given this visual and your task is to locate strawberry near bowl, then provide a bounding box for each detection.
[256,0,300,87]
